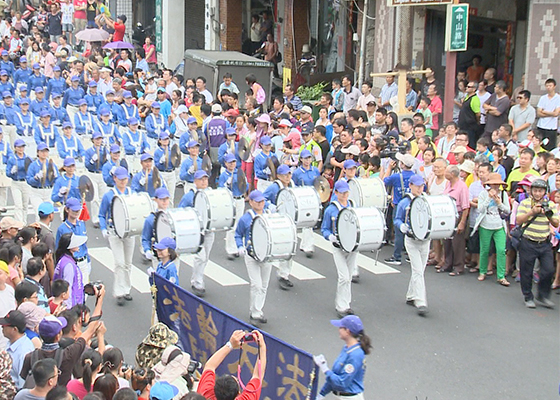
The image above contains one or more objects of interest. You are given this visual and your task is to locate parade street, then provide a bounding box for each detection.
[13,199,553,400]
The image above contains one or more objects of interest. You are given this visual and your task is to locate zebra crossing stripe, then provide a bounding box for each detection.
[179,254,249,286]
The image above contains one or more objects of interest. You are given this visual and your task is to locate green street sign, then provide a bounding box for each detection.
[155,0,162,53]
[446,4,469,52]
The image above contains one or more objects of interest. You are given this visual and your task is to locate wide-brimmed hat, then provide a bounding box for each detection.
[459,160,475,174]
[485,173,506,186]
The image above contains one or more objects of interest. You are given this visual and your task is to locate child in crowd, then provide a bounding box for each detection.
[476,137,495,162]
[49,279,70,314]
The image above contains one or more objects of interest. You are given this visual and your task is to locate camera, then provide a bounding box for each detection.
[541,202,554,218]
[241,332,256,343]
[187,360,202,374]
[84,281,103,296]
[378,136,408,160]
[121,363,132,373]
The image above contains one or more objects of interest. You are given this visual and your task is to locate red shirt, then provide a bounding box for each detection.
[74,0,86,19]
[428,95,443,131]
[197,370,261,400]
[113,22,125,42]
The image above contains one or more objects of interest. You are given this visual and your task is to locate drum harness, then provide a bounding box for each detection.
[16,112,34,136]
[61,133,80,158]
[38,123,55,147]
[330,200,353,250]
[76,111,94,134]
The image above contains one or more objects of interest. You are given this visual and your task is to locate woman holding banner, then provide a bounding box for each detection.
[313,315,371,400]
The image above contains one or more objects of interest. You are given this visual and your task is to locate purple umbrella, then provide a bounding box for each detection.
[103,41,135,50]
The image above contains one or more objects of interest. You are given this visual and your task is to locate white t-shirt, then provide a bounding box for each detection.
[0,285,16,350]
[536,93,560,130]
[61,3,75,24]
[477,91,492,124]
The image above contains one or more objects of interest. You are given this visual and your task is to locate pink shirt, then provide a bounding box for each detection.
[444,178,470,212]
[428,95,443,131]
[143,43,156,63]
[43,52,56,78]
[74,0,86,19]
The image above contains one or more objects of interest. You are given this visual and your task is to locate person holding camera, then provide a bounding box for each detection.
[53,233,87,308]
[515,179,559,308]
[197,329,267,400]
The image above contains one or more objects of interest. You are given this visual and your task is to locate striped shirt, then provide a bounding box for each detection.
[516,198,557,241]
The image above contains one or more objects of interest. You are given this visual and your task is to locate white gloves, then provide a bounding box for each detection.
[268,204,277,213]
[226,176,233,186]
[147,267,155,275]
[263,167,271,175]
[102,229,109,239]
[10,165,17,174]
[35,170,44,180]
[144,250,153,260]
[58,187,68,197]
[316,395,324,400]
[159,156,165,165]
[399,223,410,234]
[328,234,337,243]
[313,354,329,373]
[110,166,117,175]
[139,177,146,186]
[92,153,98,162]
[188,166,195,174]
[238,247,247,257]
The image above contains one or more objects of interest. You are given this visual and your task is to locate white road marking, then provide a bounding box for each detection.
[272,260,326,280]
[179,254,249,286]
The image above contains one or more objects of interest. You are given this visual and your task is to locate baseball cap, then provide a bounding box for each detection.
[150,381,178,400]
[92,131,102,139]
[123,91,132,98]
[151,101,160,109]
[409,174,424,186]
[300,105,312,114]
[99,107,110,117]
[255,114,271,125]
[38,202,55,216]
[277,164,291,175]
[14,139,25,148]
[2,91,11,98]
[77,99,87,106]
[343,159,357,169]
[330,315,363,335]
[52,93,62,99]
[278,119,293,128]
[63,157,75,167]
[113,166,129,179]
[88,80,98,87]
[154,237,177,251]
[211,104,222,114]
[157,87,167,94]
[32,63,40,69]
[71,75,80,82]
[187,116,197,125]
[65,197,82,211]
[105,89,115,96]
[187,140,199,148]
[53,65,61,72]
[224,108,239,117]
[110,144,121,153]
[19,98,29,105]
[224,153,236,163]
[301,124,313,135]
[0,70,7,76]
[19,56,27,63]
[62,121,73,129]
[40,110,50,118]
[248,190,265,202]
[395,153,416,168]
[334,180,350,193]
[260,136,272,146]
[159,131,170,140]
[341,145,360,156]
[0,217,24,232]
[39,315,68,339]
[0,310,27,332]
[35,86,44,94]
[0,50,7,56]
[68,233,87,249]
[452,146,467,154]
[300,149,312,158]
[37,142,49,151]
[128,117,139,125]
[141,153,154,161]
[154,187,170,199]
[226,127,236,136]
[194,170,208,180]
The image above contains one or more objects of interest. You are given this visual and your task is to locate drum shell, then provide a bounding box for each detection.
[111,192,155,238]
[193,188,236,231]
[409,195,458,240]
[250,214,297,262]
[155,208,204,253]
[337,207,385,252]
[277,186,322,228]
[348,177,388,210]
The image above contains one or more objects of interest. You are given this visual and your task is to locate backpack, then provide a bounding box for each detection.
[23,348,64,389]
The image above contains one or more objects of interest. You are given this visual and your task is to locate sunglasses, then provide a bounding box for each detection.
[467,85,476,88]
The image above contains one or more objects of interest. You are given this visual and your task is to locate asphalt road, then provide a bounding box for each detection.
[7,197,558,400]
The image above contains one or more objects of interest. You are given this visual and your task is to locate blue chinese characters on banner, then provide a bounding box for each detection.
[154,274,319,400]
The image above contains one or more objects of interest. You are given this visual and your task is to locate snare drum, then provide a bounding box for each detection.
[250,213,297,262]
[409,194,458,240]
[348,177,388,210]
[155,208,204,253]
[194,188,236,231]
[111,192,155,238]
[337,207,385,252]
[277,186,322,228]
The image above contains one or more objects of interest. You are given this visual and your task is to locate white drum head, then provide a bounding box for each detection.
[111,196,127,238]
[194,191,210,230]
[348,179,363,207]
[277,189,297,222]
[251,216,270,262]
[410,196,430,240]
[337,208,359,253]
[155,211,174,242]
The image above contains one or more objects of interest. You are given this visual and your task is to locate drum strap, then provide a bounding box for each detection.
[152,114,164,132]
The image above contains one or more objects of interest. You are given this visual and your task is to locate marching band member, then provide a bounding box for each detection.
[235,189,271,324]
[3,91,20,123]
[117,91,140,130]
[84,132,108,226]
[26,63,47,94]
[30,86,53,117]
[141,187,171,265]
[179,140,203,192]
[219,153,246,259]
[150,237,179,285]
[95,107,122,146]
[178,170,213,297]
[131,153,165,197]
[73,99,96,138]
[62,75,85,121]
[102,144,124,187]
[85,81,103,116]
[15,98,37,154]
[122,116,150,157]
[0,70,14,96]
[263,164,296,290]
[7,139,31,223]
[13,56,31,88]
[253,135,274,192]
[51,94,70,126]
[99,166,135,306]
[330,160,358,203]
[292,149,321,256]
[55,197,91,283]
[56,122,85,159]
[321,180,357,318]
[45,66,66,101]
[15,86,29,107]
[99,89,120,123]
[51,157,81,203]
[178,116,200,154]
[0,128,13,210]
[26,143,58,213]
[394,174,431,316]
[145,102,169,144]
[34,110,58,151]
[154,132,177,202]
[217,127,240,169]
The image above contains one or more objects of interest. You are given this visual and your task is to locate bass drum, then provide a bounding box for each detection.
[276,186,322,228]
[250,213,297,262]
[111,192,155,238]
[194,188,236,231]
[348,177,388,210]
[409,194,458,240]
[155,208,204,253]
[337,207,385,253]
